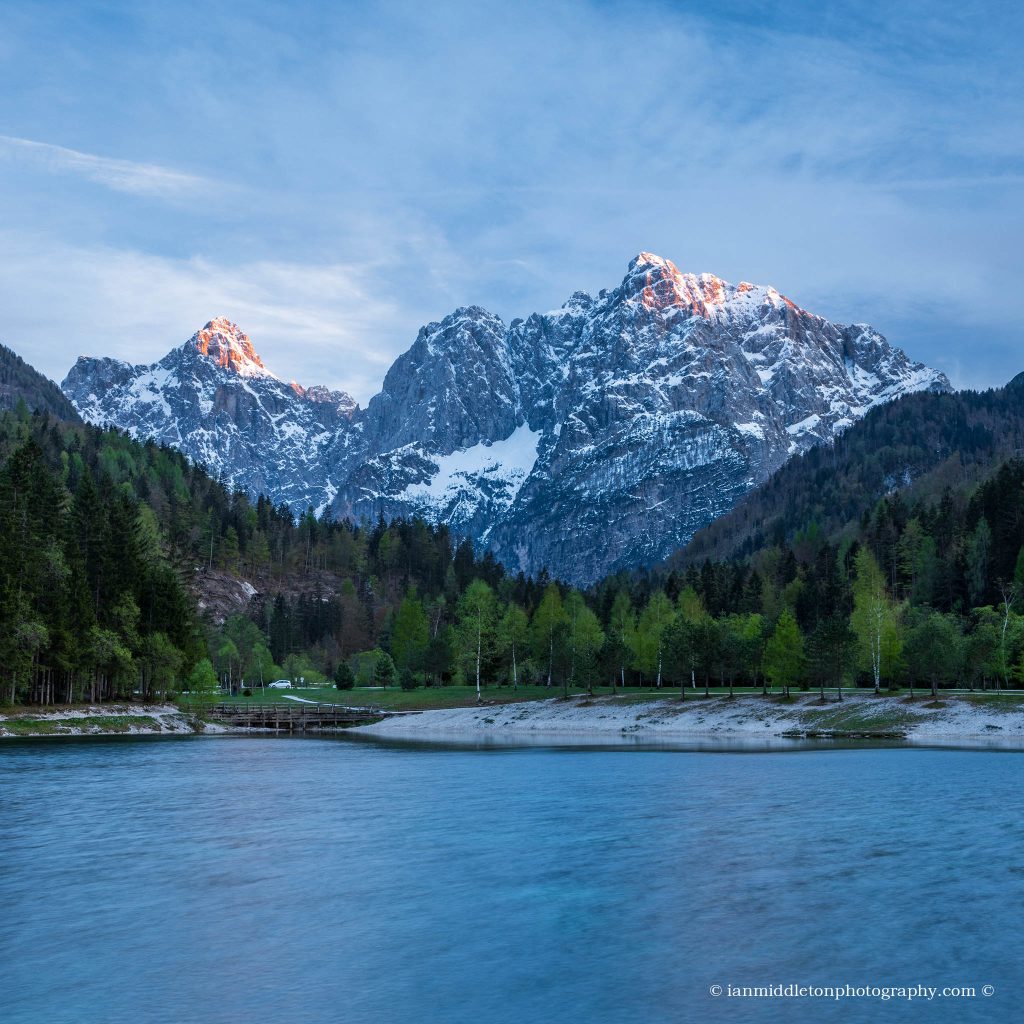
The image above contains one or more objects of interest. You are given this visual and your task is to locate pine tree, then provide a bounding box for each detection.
[391,591,430,674]
[763,610,804,698]
[373,649,397,688]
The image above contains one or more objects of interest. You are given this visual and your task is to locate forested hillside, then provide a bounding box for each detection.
[679,379,1024,564]
[0,408,544,705]
[0,343,81,422]
[0,411,198,703]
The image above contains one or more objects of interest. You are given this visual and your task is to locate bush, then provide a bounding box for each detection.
[178,658,219,714]
[399,668,419,690]
[242,687,253,697]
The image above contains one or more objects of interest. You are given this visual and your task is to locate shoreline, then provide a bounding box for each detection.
[4,692,1024,749]
[349,692,1024,749]
[0,704,213,739]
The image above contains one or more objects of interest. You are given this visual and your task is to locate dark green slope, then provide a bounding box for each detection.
[0,342,81,421]
[677,377,1024,565]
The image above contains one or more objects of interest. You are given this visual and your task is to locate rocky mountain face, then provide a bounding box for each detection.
[63,318,356,511]
[62,254,950,583]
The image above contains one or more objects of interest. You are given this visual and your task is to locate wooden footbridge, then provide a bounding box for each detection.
[207,701,408,733]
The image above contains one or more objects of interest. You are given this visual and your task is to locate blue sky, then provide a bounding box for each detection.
[0,0,1020,402]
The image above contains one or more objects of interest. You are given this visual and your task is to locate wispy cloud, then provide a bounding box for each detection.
[0,135,214,198]
[0,0,1021,396]
[0,232,413,402]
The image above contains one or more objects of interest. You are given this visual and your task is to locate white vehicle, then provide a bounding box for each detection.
[268,680,293,689]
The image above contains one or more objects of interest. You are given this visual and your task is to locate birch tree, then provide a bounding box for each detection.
[636,590,674,688]
[531,584,566,688]
[498,602,528,689]
[850,548,900,693]
[456,579,497,700]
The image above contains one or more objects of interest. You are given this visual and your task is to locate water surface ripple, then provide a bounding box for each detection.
[1,737,1020,1023]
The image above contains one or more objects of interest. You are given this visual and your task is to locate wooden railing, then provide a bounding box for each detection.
[206,701,392,731]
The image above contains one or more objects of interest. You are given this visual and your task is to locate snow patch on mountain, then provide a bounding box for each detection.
[401,423,543,506]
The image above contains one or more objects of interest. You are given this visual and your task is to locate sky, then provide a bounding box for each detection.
[0,0,1021,403]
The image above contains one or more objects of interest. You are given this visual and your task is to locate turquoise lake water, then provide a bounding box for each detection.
[1,736,1020,1023]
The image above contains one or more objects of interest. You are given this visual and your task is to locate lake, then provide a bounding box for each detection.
[1,736,1020,1023]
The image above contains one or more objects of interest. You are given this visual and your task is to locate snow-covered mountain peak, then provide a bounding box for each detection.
[186,318,272,377]
[627,251,677,272]
[621,251,683,296]
[63,252,951,584]
[558,290,595,316]
[416,306,507,362]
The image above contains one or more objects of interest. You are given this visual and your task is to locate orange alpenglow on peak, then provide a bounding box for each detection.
[192,318,269,374]
[624,253,800,315]
[625,253,727,313]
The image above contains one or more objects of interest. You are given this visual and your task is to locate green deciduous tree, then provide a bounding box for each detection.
[904,610,962,699]
[183,657,219,714]
[564,592,604,695]
[606,589,637,691]
[391,591,430,674]
[531,583,566,688]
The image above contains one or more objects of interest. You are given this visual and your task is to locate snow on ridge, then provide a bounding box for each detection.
[787,413,822,436]
[400,423,543,507]
[734,421,765,439]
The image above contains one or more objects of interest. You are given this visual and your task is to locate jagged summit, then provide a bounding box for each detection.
[61,319,357,514]
[620,252,798,318]
[292,382,358,416]
[185,317,270,377]
[63,252,950,583]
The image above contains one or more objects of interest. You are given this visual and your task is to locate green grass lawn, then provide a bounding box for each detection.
[220,684,594,710]
[796,703,919,733]
[217,683,836,711]
[959,691,1024,709]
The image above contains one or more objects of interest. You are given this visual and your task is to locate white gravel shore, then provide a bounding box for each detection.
[0,704,200,738]
[352,692,1024,748]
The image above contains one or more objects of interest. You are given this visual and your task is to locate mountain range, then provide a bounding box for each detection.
[60,253,950,583]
